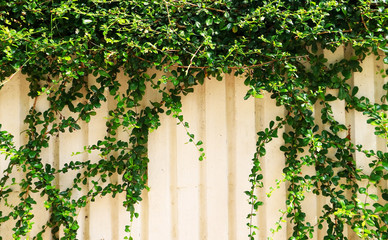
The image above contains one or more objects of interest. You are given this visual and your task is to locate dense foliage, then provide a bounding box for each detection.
[0,0,387,239]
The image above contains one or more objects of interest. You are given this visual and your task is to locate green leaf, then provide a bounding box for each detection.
[254,201,263,209]
[28,151,36,158]
[205,18,213,26]
[366,219,375,227]
[338,87,346,100]
[99,70,110,78]
[382,193,388,201]
[71,223,79,230]
[369,194,378,201]
[351,86,359,96]
[380,46,388,53]
[280,146,288,152]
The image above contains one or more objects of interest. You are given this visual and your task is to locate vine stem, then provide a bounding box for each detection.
[173,55,309,70]
[0,57,31,87]
[169,0,226,13]
[247,119,285,238]
[185,41,204,76]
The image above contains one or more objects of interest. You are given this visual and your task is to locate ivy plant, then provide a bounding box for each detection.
[0,0,387,239]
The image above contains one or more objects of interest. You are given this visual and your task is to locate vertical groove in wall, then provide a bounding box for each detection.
[86,76,113,240]
[139,73,151,240]
[354,55,378,240]
[77,120,88,240]
[50,135,59,240]
[254,96,266,239]
[258,93,288,239]
[321,47,347,238]
[170,118,178,240]
[344,44,355,152]
[140,83,150,240]
[315,47,329,240]
[375,55,387,151]
[234,78,256,239]
[21,75,39,240]
[355,55,376,175]
[175,80,202,240]
[141,188,149,240]
[383,61,388,180]
[205,78,229,239]
[226,75,236,240]
[255,95,265,239]
[52,115,60,240]
[383,60,388,213]
[19,74,30,192]
[19,75,29,147]
[264,95,287,239]
[110,173,119,238]
[81,77,90,240]
[368,56,381,199]
[106,89,119,240]
[344,45,359,240]
[198,82,207,240]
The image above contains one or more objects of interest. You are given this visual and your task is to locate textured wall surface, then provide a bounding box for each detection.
[0,47,387,239]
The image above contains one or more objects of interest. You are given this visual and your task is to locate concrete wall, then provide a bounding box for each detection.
[0,46,387,239]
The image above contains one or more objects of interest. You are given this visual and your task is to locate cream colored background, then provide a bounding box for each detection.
[0,46,387,239]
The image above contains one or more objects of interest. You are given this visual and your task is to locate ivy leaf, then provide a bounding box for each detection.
[379,46,388,53]
[369,194,378,201]
[383,161,388,171]
[205,18,213,26]
[98,70,110,78]
[382,193,388,201]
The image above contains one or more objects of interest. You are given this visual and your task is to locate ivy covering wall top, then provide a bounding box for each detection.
[0,0,387,239]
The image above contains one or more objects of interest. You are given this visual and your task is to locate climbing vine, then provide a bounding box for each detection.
[0,0,387,239]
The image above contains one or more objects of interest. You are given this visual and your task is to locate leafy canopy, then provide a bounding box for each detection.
[0,0,387,239]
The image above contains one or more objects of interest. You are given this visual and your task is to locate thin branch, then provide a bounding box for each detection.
[32,96,39,111]
[317,29,353,35]
[171,0,225,13]
[185,41,204,75]
[164,0,172,27]
[0,57,32,87]
[361,14,369,32]
[173,55,308,70]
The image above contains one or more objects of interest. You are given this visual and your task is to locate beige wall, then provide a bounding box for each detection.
[0,46,387,239]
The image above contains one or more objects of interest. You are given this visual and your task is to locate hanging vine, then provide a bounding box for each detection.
[0,0,387,239]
